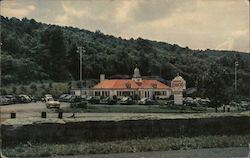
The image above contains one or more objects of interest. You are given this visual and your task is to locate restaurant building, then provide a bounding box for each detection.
[75,66,172,99]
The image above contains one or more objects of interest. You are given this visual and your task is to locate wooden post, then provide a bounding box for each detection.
[41,112,46,118]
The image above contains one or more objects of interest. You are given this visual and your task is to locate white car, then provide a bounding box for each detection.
[45,94,60,109]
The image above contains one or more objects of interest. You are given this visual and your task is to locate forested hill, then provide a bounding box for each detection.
[1,16,250,99]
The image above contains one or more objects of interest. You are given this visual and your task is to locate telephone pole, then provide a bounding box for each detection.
[235,61,239,101]
[76,46,85,97]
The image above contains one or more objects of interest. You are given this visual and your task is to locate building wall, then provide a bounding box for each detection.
[92,89,171,99]
[72,88,171,99]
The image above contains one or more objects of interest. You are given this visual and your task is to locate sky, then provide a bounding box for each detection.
[1,0,250,53]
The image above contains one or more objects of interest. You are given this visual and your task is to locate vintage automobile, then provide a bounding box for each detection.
[120,97,135,105]
[100,97,117,105]
[0,96,10,105]
[138,98,155,105]
[17,94,32,103]
[63,94,74,102]
[70,96,87,108]
[4,95,17,104]
[239,101,250,110]
[88,96,101,104]
[45,94,60,109]
[59,94,68,102]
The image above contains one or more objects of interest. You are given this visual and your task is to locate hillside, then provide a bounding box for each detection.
[1,16,250,101]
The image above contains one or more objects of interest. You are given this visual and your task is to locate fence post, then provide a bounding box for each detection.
[58,111,63,119]
[10,112,16,119]
[41,112,46,118]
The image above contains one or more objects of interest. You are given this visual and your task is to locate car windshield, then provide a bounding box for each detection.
[48,98,54,101]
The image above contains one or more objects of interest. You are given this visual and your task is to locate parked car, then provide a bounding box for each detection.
[4,95,17,104]
[86,96,93,102]
[88,96,101,104]
[239,101,250,110]
[196,98,210,106]
[59,94,68,102]
[184,97,198,106]
[45,94,60,109]
[17,95,32,103]
[120,97,134,105]
[70,96,87,108]
[100,97,117,105]
[138,98,155,105]
[164,100,174,105]
[0,96,10,105]
[31,96,43,102]
[69,95,84,103]
[63,94,74,102]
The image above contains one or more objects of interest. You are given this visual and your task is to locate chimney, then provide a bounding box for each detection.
[100,74,105,82]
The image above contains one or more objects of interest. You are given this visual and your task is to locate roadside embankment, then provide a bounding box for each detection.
[2,112,250,146]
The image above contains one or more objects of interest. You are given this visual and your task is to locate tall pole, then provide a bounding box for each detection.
[235,61,239,100]
[77,46,85,97]
[0,41,3,156]
[80,48,82,88]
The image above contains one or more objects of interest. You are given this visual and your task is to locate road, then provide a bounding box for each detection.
[40,147,249,158]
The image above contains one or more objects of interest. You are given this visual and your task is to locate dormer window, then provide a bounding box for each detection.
[125,82,131,89]
[152,83,157,88]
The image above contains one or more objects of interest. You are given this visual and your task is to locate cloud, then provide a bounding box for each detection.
[128,0,197,22]
[1,0,36,18]
[0,0,249,52]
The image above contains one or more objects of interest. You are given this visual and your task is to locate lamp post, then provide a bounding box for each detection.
[235,61,239,101]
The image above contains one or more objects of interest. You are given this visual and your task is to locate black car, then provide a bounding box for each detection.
[88,96,101,104]
[120,97,135,105]
[63,94,74,102]
[100,97,117,105]
[4,95,17,104]
[70,96,87,108]
[16,95,32,103]
[0,96,10,105]
[59,94,68,102]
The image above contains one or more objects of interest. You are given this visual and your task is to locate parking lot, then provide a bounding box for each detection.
[0,102,70,121]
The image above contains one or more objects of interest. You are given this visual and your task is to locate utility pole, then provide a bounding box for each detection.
[70,46,85,118]
[77,46,85,97]
[0,41,3,157]
[235,61,239,101]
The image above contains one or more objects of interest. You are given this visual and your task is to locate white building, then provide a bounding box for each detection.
[89,66,171,99]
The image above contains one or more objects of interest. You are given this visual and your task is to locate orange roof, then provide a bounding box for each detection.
[93,79,170,89]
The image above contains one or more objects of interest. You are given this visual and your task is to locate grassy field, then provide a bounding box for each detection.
[63,104,231,113]
[3,134,250,157]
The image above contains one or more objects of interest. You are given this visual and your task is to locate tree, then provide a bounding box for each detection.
[12,87,17,94]
[19,86,27,94]
[0,88,7,95]
[30,84,37,94]
[204,64,231,106]
[39,27,69,81]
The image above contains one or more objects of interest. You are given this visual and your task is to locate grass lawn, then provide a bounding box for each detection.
[63,104,216,113]
[3,134,250,157]
[61,103,246,115]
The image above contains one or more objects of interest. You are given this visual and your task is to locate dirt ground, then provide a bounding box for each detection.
[0,102,249,125]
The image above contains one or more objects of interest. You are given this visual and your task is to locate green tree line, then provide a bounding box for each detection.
[1,16,250,104]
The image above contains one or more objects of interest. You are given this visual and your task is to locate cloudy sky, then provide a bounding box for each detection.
[1,0,249,52]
